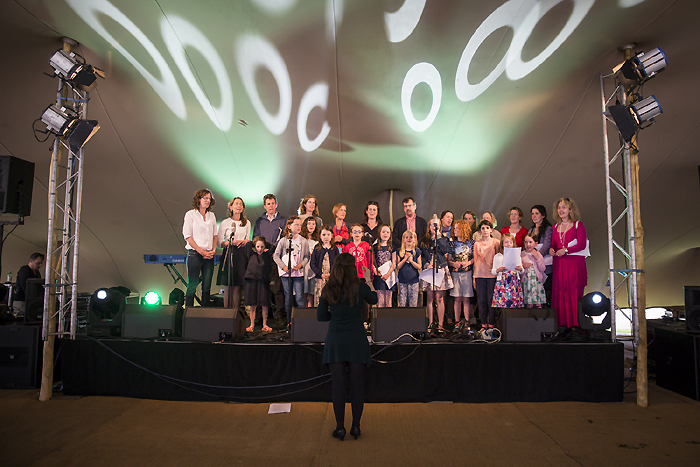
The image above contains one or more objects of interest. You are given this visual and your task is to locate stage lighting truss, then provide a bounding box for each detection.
[48,49,104,92]
[600,45,667,343]
[40,40,101,341]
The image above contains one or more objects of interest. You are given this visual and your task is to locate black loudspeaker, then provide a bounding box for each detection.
[372,307,427,343]
[291,307,328,343]
[121,304,183,339]
[655,326,700,401]
[23,278,44,325]
[182,307,245,341]
[497,308,558,342]
[0,326,41,388]
[685,286,700,334]
[0,156,35,217]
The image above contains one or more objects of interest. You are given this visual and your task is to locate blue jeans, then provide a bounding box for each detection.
[186,250,214,307]
[281,276,304,323]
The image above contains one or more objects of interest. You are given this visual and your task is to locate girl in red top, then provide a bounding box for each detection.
[343,224,372,279]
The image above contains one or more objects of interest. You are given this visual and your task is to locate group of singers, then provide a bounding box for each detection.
[182,189,589,442]
[182,190,588,333]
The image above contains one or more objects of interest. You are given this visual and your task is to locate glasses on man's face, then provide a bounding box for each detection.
[403,204,415,208]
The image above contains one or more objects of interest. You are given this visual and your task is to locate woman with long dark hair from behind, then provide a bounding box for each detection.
[317,253,378,441]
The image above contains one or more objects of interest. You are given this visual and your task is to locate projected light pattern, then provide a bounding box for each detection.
[58,0,650,197]
[162,16,234,131]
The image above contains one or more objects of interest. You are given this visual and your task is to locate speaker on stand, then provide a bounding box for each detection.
[684,286,700,334]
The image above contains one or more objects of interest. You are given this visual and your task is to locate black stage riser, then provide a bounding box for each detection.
[61,338,623,403]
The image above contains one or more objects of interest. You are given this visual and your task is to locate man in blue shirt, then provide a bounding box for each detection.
[253,194,287,323]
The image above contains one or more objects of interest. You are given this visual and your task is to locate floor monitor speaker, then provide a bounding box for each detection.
[497,308,558,342]
[372,307,427,343]
[291,307,328,343]
[182,307,245,341]
[122,304,183,339]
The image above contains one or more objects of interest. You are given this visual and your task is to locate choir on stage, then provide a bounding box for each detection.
[183,191,588,333]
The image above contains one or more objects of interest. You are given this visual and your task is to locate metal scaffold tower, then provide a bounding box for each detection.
[38,38,102,401]
[600,45,667,407]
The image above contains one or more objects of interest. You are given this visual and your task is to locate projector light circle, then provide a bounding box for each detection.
[96,290,107,300]
[402,62,442,132]
[506,0,595,80]
[66,0,186,119]
[455,0,528,102]
[161,16,233,131]
[235,35,292,135]
[592,293,603,304]
[297,82,331,152]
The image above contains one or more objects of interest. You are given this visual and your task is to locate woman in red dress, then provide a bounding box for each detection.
[549,198,588,328]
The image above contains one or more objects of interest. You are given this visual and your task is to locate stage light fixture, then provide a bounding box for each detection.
[617,47,667,85]
[607,95,662,143]
[40,105,100,152]
[142,291,162,306]
[88,287,129,336]
[578,292,612,341]
[169,288,185,306]
[49,49,104,92]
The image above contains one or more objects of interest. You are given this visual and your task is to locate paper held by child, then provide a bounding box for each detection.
[503,247,522,270]
[378,261,398,289]
[419,267,445,286]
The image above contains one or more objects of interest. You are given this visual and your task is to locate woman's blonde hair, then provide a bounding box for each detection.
[552,198,581,223]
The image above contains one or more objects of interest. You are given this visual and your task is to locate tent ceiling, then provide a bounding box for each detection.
[0,0,697,306]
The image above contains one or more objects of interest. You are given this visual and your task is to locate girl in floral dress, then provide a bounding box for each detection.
[521,234,547,308]
[491,234,524,309]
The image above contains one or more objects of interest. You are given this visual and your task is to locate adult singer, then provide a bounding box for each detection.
[317,253,378,441]
[217,197,251,309]
[183,189,217,307]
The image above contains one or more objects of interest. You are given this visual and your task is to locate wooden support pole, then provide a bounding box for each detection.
[622,46,648,407]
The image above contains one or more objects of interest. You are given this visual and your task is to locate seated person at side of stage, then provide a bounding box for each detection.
[13,252,44,314]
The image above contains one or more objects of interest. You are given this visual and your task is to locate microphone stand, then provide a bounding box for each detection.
[286,233,293,326]
[222,219,236,308]
[431,231,438,335]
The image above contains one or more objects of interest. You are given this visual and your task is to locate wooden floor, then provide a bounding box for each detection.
[1,381,699,467]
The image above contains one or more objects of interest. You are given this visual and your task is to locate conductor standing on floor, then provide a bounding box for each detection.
[317,252,378,441]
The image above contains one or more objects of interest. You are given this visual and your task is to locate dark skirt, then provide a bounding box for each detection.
[244,278,270,307]
[217,245,248,286]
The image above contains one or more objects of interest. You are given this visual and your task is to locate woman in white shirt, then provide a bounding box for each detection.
[217,197,251,309]
[182,189,218,307]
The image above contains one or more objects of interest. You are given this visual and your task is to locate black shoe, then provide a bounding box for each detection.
[350,426,361,439]
[332,428,346,441]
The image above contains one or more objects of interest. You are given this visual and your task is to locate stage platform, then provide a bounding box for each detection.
[62,336,624,403]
